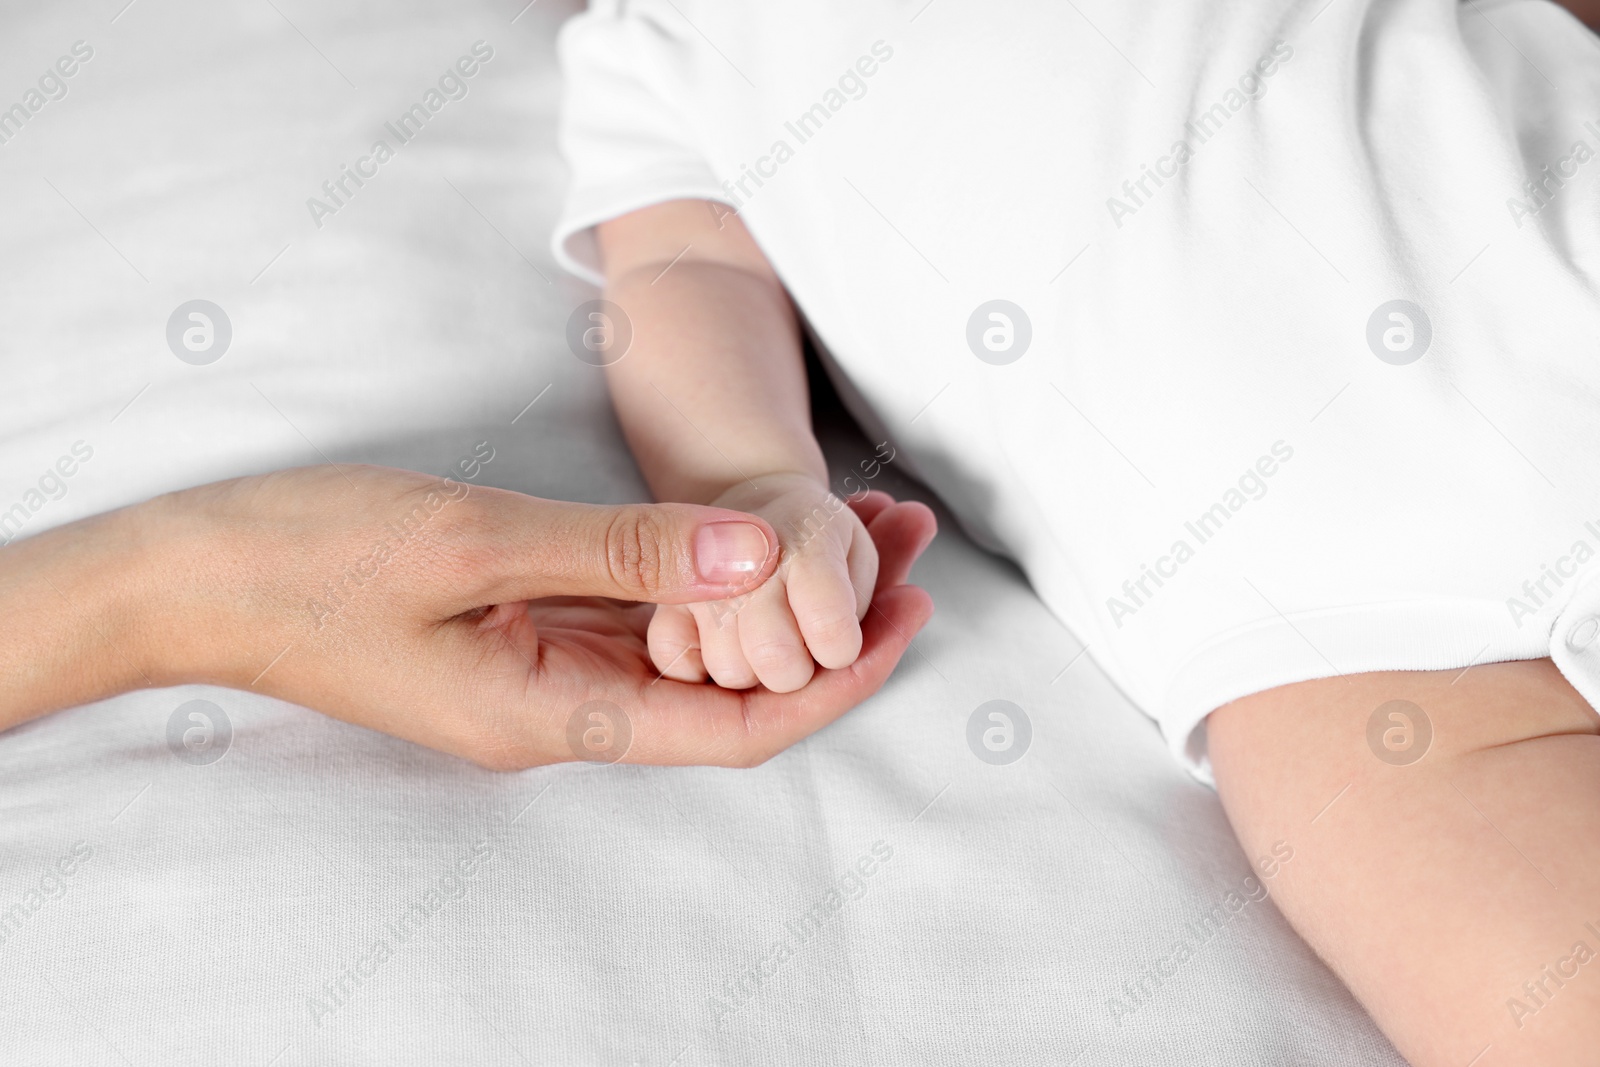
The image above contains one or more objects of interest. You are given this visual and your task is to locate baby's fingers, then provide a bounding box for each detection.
[787,548,864,671]
[647,604,707,682]
[692,600,758,689]
[737,580,816,693]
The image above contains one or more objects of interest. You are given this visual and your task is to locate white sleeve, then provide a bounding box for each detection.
[550,1,729,287]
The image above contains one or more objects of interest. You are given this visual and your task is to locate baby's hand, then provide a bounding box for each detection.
[647,473,878,692]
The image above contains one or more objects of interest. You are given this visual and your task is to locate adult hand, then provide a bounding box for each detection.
[68,465,935,768]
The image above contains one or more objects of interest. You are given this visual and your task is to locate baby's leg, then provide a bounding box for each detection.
[1209,660,1600,1066]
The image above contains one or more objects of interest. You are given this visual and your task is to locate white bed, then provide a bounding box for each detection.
[0,2,1403,1062]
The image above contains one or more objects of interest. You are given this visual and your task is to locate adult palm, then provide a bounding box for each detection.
[464,489,936,768]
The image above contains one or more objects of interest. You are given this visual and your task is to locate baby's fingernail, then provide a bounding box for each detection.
[694,521,770,583]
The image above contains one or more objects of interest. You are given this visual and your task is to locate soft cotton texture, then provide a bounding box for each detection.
[552,0,1600,778]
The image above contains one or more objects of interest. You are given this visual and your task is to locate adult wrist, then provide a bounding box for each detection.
[118,494,211,689]
[120,488,263,692]
[0,506,167,730]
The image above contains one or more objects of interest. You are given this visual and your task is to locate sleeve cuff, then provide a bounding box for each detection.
[550,174,735,288]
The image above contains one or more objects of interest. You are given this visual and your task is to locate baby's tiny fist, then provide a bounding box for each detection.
[652,475,880,693]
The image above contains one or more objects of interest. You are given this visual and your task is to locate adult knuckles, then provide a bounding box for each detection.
[603,504,675,599]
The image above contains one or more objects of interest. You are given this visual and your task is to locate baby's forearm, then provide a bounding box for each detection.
[596,201,827,506]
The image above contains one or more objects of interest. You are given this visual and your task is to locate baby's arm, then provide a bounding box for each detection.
[595,199,877,692]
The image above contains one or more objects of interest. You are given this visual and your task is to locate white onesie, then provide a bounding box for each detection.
[550,0,1600,780]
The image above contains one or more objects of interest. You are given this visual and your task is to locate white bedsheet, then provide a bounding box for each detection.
[0,2,1402,1063]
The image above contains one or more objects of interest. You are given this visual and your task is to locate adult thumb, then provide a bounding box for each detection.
[471,492,779,605]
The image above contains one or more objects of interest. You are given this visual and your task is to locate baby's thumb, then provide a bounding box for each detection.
[475,495,778,605]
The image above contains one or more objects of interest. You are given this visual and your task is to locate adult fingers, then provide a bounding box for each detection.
[846,489,897,527]
[866,501,938,594]
[467,490,778,605]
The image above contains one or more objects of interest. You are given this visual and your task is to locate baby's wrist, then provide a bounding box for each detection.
[704,469,829,510]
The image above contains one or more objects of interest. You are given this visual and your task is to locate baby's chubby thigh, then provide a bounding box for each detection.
[1209,661,1600,1067]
